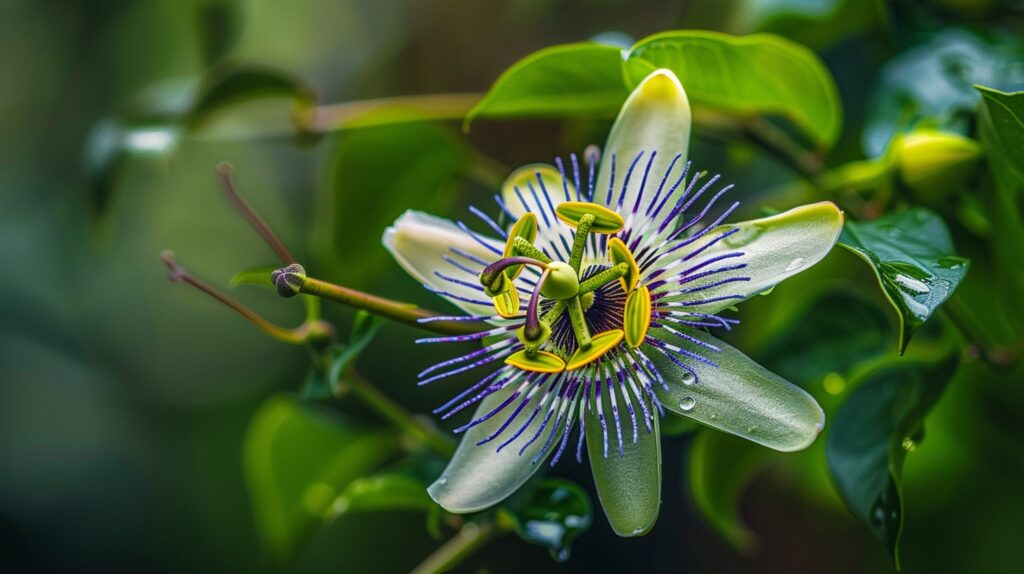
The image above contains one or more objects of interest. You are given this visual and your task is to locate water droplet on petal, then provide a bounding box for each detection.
[678,396,696,411]
[785,257,805,272]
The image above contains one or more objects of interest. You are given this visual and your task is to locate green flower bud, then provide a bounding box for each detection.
[896,130,982,200]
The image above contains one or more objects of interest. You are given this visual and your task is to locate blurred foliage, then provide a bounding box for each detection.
[3,0,1024,573]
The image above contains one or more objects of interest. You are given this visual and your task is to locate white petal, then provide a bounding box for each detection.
[595,69,692,225]
[649,329,825,452]
[428,376,561,512]
[654,202,844,315]
[382,210,502,317]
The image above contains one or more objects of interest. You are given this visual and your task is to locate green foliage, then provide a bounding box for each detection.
[321,122,468,284]
[466,43,628,124]
[976,86,1024,331]
[469,31,841,150]
[242,395,400,558]
[826,355,959,569]
[503,479,593,562]
[85,64,314,217]
[762,291,890,390]
[863,28,1024,156]
[329,472,437,521]
[623,31,842,149]
[687,430,774,554]
[186,64,316,130]
[838,209,970,353]
[230,265,277,287]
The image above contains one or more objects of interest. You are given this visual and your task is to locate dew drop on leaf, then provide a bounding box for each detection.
[678,396,696,411]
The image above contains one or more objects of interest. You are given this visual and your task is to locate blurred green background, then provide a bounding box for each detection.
[2,0,1023,572]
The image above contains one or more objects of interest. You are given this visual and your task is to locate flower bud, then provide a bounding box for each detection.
[895,130,982,200]
[271,263,306,298]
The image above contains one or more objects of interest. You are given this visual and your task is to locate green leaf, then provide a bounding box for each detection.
[327,311,384,395]
[243,395,399,558]
[503,478,593,562]
[826,355,958,569]
[863,28,1024,156]
[751,0,890,50]
[329,472,435,518]
[466,43,629,125]
[585,389,661,537]
[838,208,970,353]
[187,64,316,129]
[196,1,240,65]
[761,290,891,390]
[230,265,277,288]
[687,429,774,554]
[623,31,842,149]
[649,329,825,452]
[322,123,468,284]
[659,414,698,437]
[976,86,1024,329]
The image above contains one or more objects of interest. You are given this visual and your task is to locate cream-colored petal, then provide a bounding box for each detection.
[383,210,503,317]
[595,69,692,225]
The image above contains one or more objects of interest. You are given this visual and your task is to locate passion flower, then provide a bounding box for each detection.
[383,69,843,536]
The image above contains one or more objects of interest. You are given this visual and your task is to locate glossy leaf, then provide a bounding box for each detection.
[838,208,970,353]
[466,43,628,125]
[623,31,842,149]
[504,478,593,562]
[428,382,561,513]
[863,28,1024,156]
[243,395,399,558]
[585,387,661,537]
[688,429,774,554]
[826,355,958,568]
[660,202,844,316]
[329,472,435,518]
[649,329,825,452]
[976,86,1024,329]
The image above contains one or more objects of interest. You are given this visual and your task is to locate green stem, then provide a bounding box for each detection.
[410,520,505,574]
[345,371,456,458]
[298,275,481,336]
[309,93,482,132]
